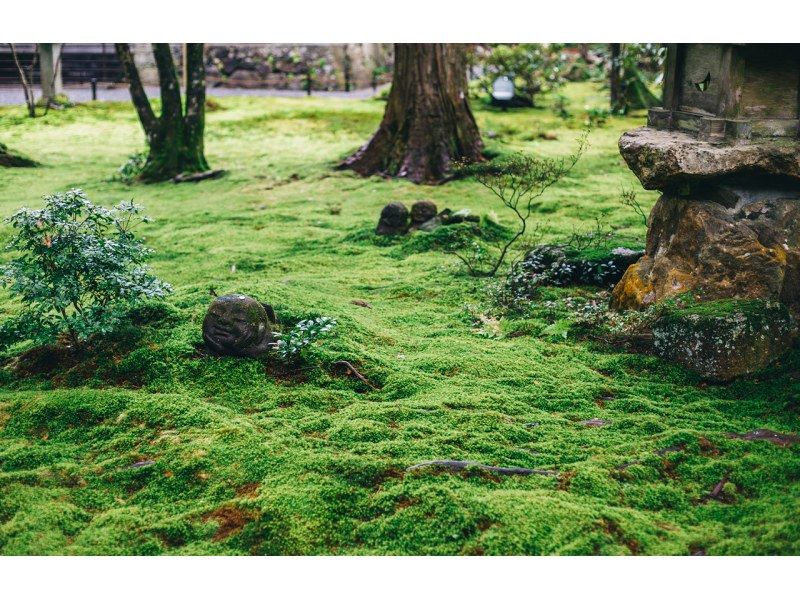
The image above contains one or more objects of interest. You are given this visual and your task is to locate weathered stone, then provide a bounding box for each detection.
[619,127,800,190]
[409,200,438,229]
[202,294,276,357]
[651,300,796,381]
[442,208,480,224]
[375,202,409,236]
[611,187,800,314]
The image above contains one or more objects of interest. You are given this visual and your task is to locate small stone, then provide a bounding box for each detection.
[517,244,644,289]
[409,200,438,228]
[202,294,276,357]
[580,418,610,427]
[651,300,796,381]
[442,208,480,225]
[376,202,409,236]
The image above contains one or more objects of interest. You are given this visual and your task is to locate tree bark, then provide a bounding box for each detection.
[115,43,211,182]
[340,43,483,184]
[8,44,36,118]
[609,43,623,113]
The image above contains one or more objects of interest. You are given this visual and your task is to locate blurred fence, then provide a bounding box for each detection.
[0,43,124,85]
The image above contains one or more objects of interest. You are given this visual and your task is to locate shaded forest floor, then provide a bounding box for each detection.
[0,82,798,555]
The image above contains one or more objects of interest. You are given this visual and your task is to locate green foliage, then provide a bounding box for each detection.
[0,189,171,350]
[452,133,587,276]
[473,44,566,106]
[274,316,337,361]
[113,151,147,184]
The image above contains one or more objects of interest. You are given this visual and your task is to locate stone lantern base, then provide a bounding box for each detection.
[611,128,800,317]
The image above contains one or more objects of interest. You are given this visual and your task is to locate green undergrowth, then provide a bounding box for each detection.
[0,82,798,555]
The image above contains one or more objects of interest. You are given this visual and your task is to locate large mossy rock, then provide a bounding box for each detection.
[202,294,276,357]
[652,299,797,381]
[612,187,800,315]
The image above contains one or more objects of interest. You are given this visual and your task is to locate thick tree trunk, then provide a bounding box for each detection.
[340,43,483,184]
[115,43,211,182]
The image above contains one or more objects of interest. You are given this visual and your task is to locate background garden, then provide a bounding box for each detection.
[0,44,798,556]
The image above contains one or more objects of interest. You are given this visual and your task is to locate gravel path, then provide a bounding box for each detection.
[0,83,384,106]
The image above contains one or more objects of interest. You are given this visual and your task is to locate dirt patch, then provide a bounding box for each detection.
[600,517,640,555]
[12,344,79,377]
[204,505,258,541]
[235,482,261,498]
[557,470,577,491]
[698,437,720,457]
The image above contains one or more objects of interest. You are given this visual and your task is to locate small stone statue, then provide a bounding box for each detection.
[203,294,276,357]
[375,202,409,236]
[409,200,438,230]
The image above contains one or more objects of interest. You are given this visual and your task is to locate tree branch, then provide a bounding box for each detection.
[151,43,183,126]
[115,43,158,138]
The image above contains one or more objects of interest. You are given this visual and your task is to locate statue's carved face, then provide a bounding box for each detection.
[203,295,273,357]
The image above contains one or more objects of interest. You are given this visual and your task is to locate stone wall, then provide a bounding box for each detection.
[129,44,392,91]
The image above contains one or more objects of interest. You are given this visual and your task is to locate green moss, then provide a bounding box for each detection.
[0,83,798,555]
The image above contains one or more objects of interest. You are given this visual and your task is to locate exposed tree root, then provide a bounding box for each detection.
[173,169,226,183]
[331,360,378,390]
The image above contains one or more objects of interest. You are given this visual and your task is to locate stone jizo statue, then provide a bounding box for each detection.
[203,294,276,357]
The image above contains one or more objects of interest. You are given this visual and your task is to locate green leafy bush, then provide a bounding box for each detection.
[0,189,171,350]
[274,316,337,361]
[114,151,147,184]
[472,44,566,107]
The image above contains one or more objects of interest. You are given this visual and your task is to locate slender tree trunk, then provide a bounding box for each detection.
[115,43,211,182]
[340,43,483,184]
[8,44,36,118]
[609,43,623,113]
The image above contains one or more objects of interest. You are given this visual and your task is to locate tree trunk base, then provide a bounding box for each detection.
[340,44,483,185]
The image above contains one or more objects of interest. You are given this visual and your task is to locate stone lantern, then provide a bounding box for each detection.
[611,43,800,316]
[648,43,800,142]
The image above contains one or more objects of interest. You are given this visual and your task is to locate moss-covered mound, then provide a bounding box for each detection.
[0,142,37,168]
[652,300,797,381]
[512,244,644,294]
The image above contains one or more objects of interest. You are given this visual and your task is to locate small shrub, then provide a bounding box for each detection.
[273,316,337,362]
[584,107,611,127]
[0,189,171,351]
[453,133,587,277]
[114,151,147,184]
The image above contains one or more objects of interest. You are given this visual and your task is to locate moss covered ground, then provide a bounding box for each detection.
[0,82,798,555]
